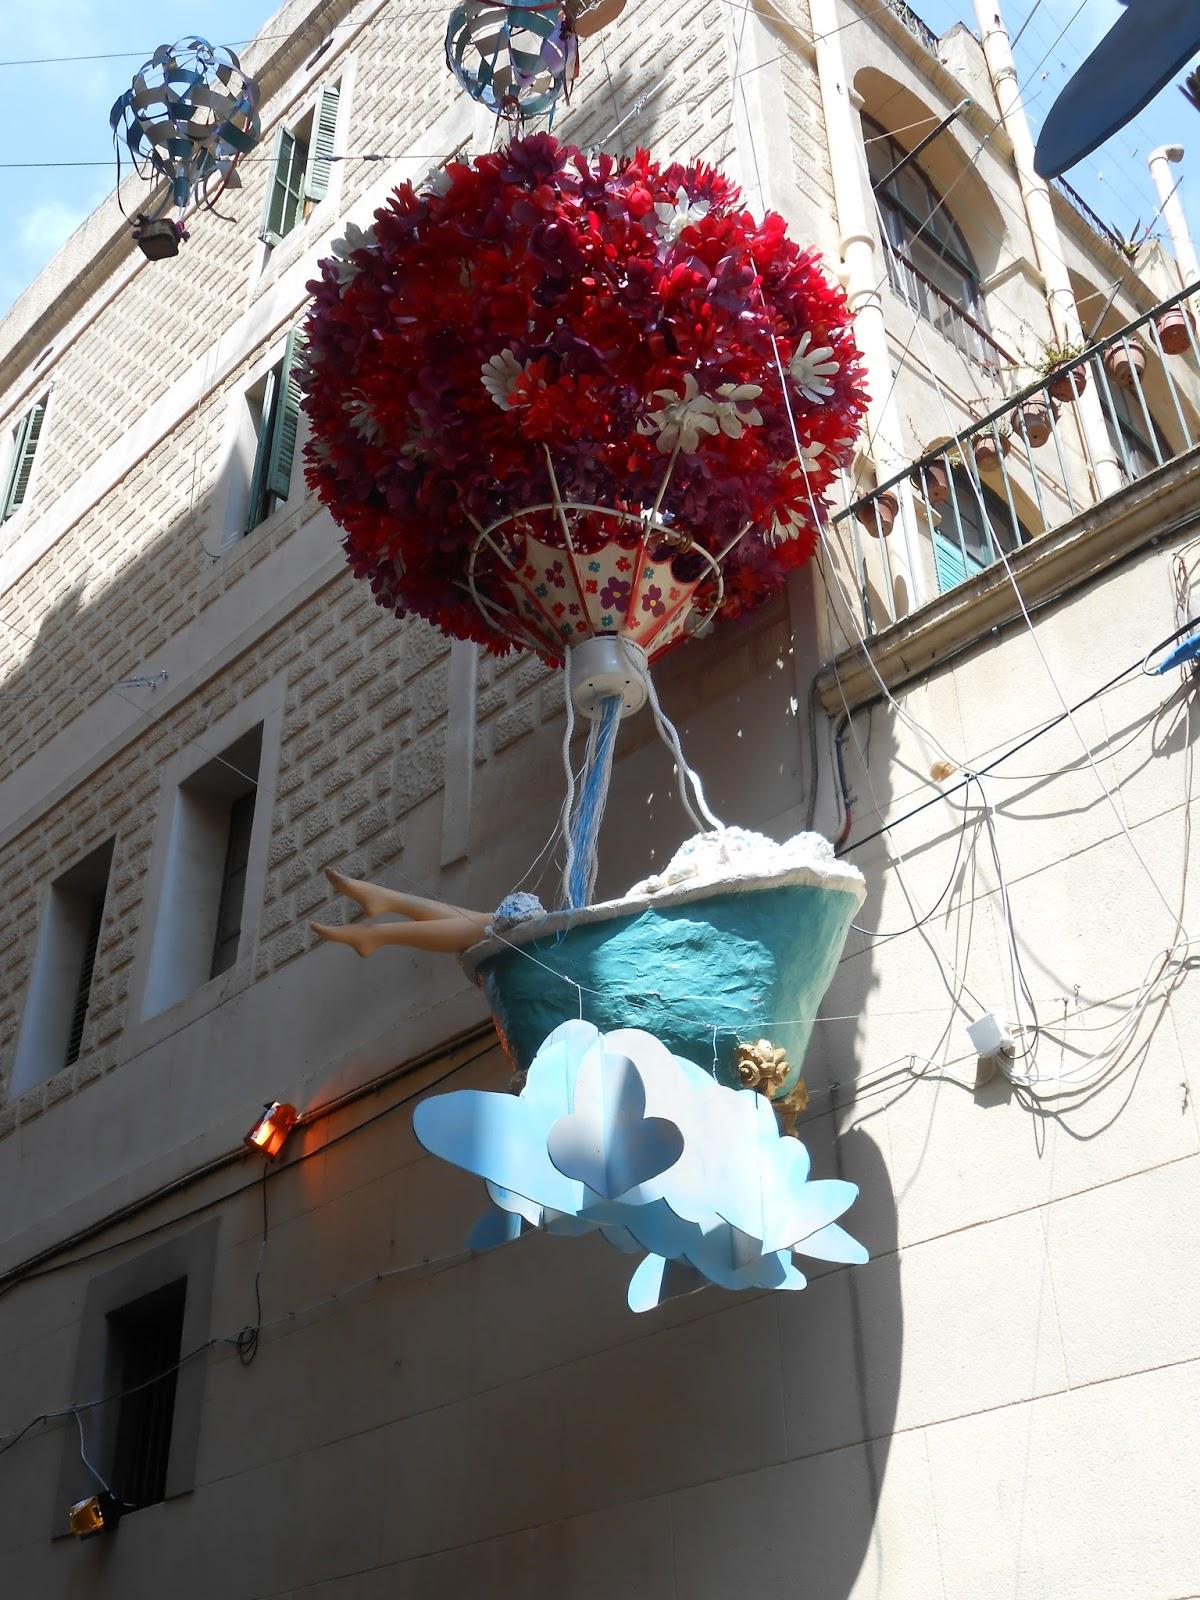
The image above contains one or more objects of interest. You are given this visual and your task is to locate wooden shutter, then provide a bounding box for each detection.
[303,84,341,203]
[932,529,981,594]
[260,127,297,244]
[2,400,45,521]
[244,364,278,533]
[266,329,304,502]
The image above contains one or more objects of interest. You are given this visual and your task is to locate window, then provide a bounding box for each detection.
[212,791,255,977]
[140,725,262,1017]
[11,837,114,1095]
[260,82,341,246]
[932,469,1032,594]
[862,116,991,363]
[2,396,47,522]
[54,1223,218,1536]
[108,1279,188,1511]
[244,330,304,533]
[1105,381,1169,484]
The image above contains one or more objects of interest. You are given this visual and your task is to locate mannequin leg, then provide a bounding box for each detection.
[311,914,487,957]
[325,868,488,927]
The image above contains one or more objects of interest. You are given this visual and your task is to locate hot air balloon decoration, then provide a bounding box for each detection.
[445,0,627,124]
[301,134,868,902]
[110,38,261,259]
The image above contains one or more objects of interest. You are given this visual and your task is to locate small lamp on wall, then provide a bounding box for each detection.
[243,1102,297,1160]
[68,1492,123,1538]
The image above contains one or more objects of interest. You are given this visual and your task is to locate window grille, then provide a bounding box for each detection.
[211,790,257,977]
[64,895,104,1066]
[108,1279,188,1511]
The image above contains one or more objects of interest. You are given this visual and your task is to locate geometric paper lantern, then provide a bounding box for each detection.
[413,1020,868,1312]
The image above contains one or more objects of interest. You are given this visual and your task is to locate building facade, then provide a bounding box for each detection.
[1,0,1198,1594]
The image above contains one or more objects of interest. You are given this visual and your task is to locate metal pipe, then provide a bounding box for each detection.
[873,97,973,190]
[1148,144,1200,293]
[972,0,1124,500]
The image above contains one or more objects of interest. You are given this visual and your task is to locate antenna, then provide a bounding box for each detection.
[1033,0,1200,180]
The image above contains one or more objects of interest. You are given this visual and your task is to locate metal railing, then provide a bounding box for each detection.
[884,243,1017,377]
[881,0,941,56]
[1051,175,1127,255]
[835,280,1200,636]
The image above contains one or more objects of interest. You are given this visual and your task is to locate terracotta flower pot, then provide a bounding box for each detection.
[858,489,898,539]
[1047,363,1087,403]
[971,430,1009,473]
[1010,396,1056,449]
[1155,306,1194,356]
[911,460,950,504]
[1103,338,1147,390]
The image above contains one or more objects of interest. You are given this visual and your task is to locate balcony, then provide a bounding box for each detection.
[819,282,1200,711]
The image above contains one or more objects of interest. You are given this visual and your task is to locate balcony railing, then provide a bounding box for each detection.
[884,243,1017,377]
[832,280,1200,637]
[881,0,941,56]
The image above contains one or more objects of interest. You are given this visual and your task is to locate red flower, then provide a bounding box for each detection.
[300,134,869,658]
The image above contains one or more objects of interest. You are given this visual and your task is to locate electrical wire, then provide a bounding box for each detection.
[0,1040,496,1301]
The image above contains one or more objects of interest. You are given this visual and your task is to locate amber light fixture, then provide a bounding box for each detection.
[243,1101,298,1159]
[69,1492,122,1538]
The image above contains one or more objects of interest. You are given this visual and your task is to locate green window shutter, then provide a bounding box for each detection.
[2,400,45,522]
[261,127,302,245]
[266,330,304,502]
[932,529,984,595]
[244,365,278,534]
[303,84,340,203]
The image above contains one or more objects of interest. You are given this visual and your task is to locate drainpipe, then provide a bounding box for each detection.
[809,0,927,614]
[1148,145,1200,292]
[972,0,1125,500]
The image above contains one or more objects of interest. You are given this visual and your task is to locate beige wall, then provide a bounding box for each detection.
[2,0,1198,1596]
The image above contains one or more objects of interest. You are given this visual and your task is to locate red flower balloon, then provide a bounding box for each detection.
[301,135,868,659]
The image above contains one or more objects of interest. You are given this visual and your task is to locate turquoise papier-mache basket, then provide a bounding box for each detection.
[462,862,867,1093]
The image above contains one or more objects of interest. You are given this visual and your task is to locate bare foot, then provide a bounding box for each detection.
[311,920,379,957]
[324,868,396,919]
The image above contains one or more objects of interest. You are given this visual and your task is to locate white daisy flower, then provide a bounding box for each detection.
[654,186,710,243]
[712,382,764,439]
[426,166,455,198]
[343,392,385,443]
[789,331,840,402]
[328,221,376,285]
[637,373,722,454]
[481,349,526,410]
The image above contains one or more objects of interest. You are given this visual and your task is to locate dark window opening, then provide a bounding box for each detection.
[212,790,256,977]
[64,895,105,1066]
[108,1278,187,1511]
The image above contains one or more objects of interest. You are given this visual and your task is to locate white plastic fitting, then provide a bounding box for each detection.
[567,636,649,718]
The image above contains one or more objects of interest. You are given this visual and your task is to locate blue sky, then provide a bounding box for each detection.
[0,0,279,314]
[0,0,1195,316]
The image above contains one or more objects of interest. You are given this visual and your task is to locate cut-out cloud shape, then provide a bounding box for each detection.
[413,1021,868,1312]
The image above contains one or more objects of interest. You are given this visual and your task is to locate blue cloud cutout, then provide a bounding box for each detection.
[412,1020,868,1312]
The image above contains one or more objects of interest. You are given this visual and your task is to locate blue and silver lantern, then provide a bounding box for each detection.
[110,38,260,254]
[445,1,580,123]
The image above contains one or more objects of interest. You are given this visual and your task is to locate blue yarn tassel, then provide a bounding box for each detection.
[566,693,622,908]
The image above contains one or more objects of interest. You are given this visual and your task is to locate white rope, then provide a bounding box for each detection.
[558,646,578,908]
[639,655,724,832]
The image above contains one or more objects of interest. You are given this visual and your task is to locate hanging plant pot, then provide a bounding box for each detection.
[1103,337,1147,390]
[911,460,950,504]
[1155,306,1194,356]
[1047,363,1087,403]
[1010,395,1056,448]
[857,489,898,539]
[971,430,1010,473]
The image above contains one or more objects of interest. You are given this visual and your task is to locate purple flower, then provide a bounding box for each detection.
[641,584,666,617]
[600,576,631,610]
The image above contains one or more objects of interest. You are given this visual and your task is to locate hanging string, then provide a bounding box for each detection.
[636,649,724,833]
[565,692,622,907]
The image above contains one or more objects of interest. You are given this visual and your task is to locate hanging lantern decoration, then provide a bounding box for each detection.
[110,38,261,259]
[445,1,580,123]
